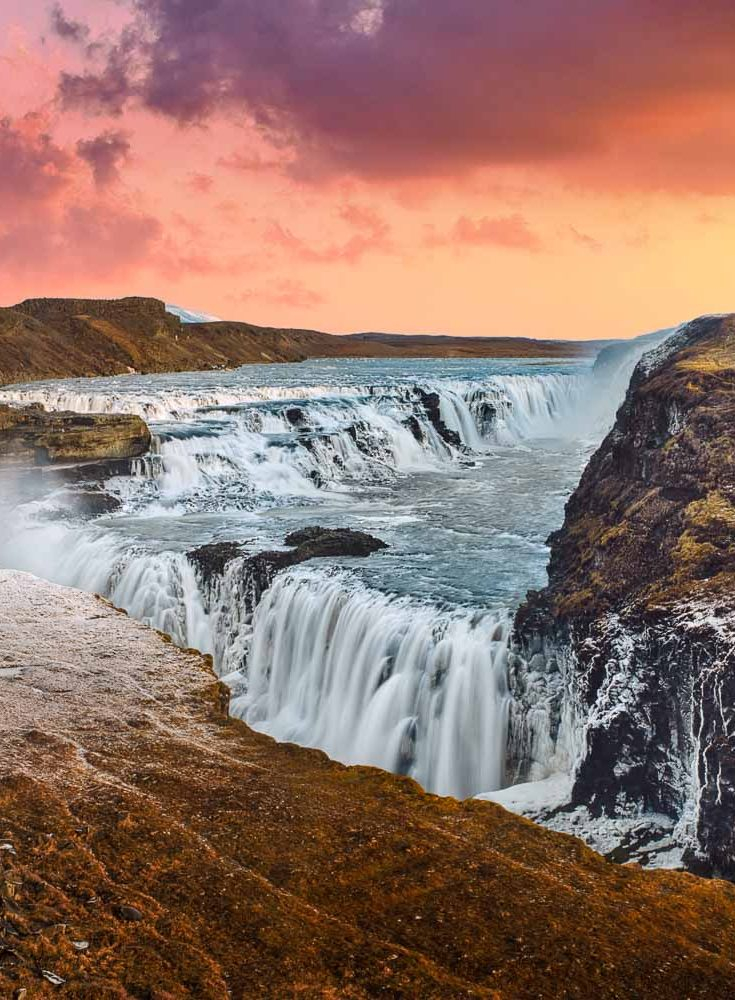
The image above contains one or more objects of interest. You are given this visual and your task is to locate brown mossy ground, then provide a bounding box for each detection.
[2,573,735,998]
[526,314,735,623]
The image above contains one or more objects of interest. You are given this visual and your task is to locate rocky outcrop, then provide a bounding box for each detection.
[0,403,151,465]
[415,388,463,449]
[0,297,591,386]
[190,527,387,600]
[509,314,735,876]
[3,569,735,998]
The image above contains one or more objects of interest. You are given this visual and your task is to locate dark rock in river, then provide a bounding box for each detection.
[403,415,424,443]
[284,407,305,427]
[64,488,123,517]
[189,528,388,609]
[188,542,248,585]
[415,388,462,449]
[283,526,389,559]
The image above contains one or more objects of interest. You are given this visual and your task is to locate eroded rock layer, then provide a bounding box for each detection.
[0,403,151,465]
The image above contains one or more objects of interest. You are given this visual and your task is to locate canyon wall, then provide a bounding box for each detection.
[510,315,735,875]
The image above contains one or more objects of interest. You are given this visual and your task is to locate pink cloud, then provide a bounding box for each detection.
[76,129,131,186]
[426,214,543,252]
[0,116,73,209]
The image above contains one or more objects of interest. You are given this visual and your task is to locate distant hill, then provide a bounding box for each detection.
[0,296,593,386]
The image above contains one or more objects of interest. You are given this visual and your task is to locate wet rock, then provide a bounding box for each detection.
[62,488,122,517]
[403,415,424,443]
[284,407,305,427]
[415,389,462,449]
[283,526,388,559]
[188,542,247,585]
[511,314,735,877]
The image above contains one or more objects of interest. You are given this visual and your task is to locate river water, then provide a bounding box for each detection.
[0,353,641,798]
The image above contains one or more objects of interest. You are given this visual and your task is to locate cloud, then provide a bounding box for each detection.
[0,116,161,284]
[58,40,134,116]
[218,151,288,174]
[186,173,214,193]
[76,130,131,186]
[426,214,543,252]
[266,206,392,264]
[567,226,603,252]
[237,279,326,311]
[53,1,735,189]
[0,202,161,279]
[49,4,89,44]
[0,116,73,210]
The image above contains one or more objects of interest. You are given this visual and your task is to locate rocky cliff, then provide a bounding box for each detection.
[0,297,589,385]
[0,403,150,465]
[2,570,735,998]
[509,314,735,876]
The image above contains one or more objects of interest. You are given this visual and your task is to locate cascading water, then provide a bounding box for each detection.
[225,568,511,798]
[0,352,652,799]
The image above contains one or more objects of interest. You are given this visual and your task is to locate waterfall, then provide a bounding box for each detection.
[0,512,512,798]
[0,354,643,802]
[225,568,512,799]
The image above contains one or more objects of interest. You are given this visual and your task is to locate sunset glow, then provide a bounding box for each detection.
[2,1,735,338]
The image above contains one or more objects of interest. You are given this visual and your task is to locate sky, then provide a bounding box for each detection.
[1,2,735,340]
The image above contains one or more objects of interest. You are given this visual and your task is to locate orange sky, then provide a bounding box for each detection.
[2,2,735,340]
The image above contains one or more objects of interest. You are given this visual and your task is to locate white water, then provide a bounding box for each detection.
[0,349,659,798]
[231,569,510,798]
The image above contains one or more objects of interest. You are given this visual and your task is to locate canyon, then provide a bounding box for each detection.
[2,306,735,994]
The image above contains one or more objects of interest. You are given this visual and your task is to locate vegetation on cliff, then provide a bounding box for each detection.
[521,314,735,622]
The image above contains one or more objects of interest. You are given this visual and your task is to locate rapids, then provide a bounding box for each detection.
[0,350,652,797]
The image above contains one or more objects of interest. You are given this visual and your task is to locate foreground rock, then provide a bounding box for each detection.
[1,570,735,998]
[508,314,735,875]
[0,403,150,465]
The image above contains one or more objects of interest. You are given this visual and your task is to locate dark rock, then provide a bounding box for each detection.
[403,415,424,443]
[63,489,122,517]
[415,389,462,449]
[188,528,388,614]
[188,542,247,585]
[284,407,305,427]
[115,904,144,922]
[283,526,389,559]
[242,528,388,607]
